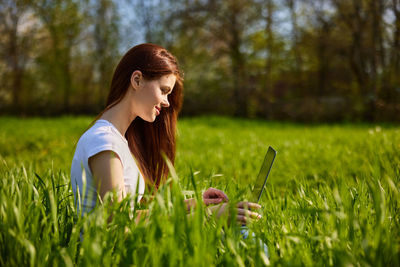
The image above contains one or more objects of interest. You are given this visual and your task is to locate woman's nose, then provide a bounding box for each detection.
[161,98,170,108]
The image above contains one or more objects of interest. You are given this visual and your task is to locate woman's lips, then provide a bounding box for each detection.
[155,106,160,115]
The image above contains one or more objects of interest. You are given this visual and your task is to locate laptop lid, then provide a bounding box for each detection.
[251,146,277,203]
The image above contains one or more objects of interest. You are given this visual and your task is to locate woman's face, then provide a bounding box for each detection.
[131,73,176,122]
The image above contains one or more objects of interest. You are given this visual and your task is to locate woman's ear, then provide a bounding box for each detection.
[130,70,143,90]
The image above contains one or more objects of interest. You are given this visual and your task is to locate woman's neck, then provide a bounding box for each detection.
[100,99,137,137]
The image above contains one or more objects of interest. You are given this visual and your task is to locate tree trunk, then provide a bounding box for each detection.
[286,0,302,75]
[228,0,247,117]
[63,48,72,113]
[390,0,400,100]
[265,0,273,95]
[317,25,328,97]
[10,20,22,109]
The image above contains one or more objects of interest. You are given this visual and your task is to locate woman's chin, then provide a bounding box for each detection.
[138,111,158,122]
[141,115,156,122]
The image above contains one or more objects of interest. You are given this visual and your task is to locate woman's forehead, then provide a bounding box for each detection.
[159,74,176,87]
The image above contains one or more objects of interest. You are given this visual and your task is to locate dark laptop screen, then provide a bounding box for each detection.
[252,146,276,203]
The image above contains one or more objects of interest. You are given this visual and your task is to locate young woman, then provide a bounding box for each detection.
[70,43,261,224]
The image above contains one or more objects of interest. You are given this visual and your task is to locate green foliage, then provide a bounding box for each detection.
[0,116,399,266]
[1,0,400,120]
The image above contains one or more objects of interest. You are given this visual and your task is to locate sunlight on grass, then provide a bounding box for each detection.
[0,116,399,266]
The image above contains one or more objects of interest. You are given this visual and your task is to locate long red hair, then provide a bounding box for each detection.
[94,43,183,189]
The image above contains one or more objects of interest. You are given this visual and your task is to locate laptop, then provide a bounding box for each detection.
[250,146,277,203]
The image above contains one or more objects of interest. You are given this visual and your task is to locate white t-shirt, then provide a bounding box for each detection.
[70,119,145,215]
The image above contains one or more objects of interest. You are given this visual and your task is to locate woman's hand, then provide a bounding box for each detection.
[185,187,228,213]
[203,187,229,206]
[207,201,262,225]
[185,198,197,212]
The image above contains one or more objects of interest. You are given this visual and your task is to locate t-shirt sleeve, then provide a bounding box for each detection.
[85,131,125,168]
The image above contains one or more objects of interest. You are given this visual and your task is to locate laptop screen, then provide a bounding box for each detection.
[251,146,276,203]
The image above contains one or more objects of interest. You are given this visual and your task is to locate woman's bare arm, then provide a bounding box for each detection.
[88,150,126,201]
[89,151,150,224]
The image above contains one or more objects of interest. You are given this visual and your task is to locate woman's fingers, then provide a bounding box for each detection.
[207,202,262,226]
[236,202,262,225]
[237,208,262,219]
[204,197,225,205]
[237,215,247,224]
[236,211,262,225]
[237,201,262,210]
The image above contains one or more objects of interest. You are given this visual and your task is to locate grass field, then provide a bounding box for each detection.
[0,116,399,266]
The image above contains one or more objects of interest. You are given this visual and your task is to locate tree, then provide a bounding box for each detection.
[264,0,274,94]
[34,0,87,112]
[182,0,261,117]
[0,0,35,111]
[125,0,167,44]
[92,0,120,107]
[285,0,303,77]
[387,0,400,107]
[307,0,335,96]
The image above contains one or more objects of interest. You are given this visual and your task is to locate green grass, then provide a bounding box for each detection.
[0,116,399,266]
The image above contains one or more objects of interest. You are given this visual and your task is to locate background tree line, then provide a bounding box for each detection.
[0,0,399,121]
